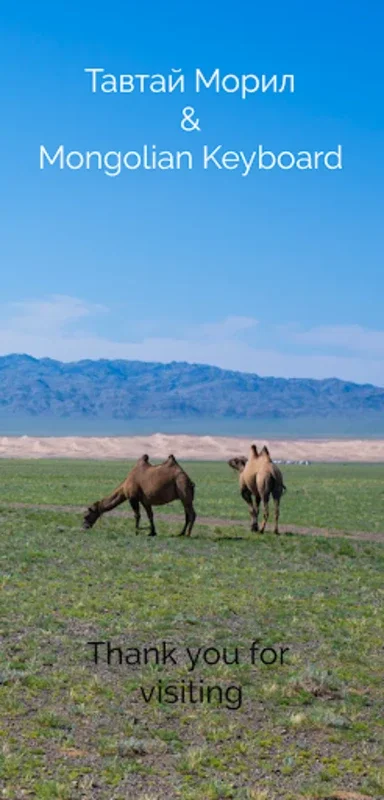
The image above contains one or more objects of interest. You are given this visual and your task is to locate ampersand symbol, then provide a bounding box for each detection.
[181,106,201,132]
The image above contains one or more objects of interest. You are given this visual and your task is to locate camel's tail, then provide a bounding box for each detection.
[282,484,287,494]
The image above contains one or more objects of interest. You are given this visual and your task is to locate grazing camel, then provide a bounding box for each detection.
[83,454,196,537]
[228,445,286,534]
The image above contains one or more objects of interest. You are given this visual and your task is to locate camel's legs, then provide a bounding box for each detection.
[141,500,156,536]
[175,477,196,537]
[253,494,261,532]
[241,487,259,531]
[129,498,141,533]
[178,506,189,536]
[273,497,280,534]
[178,505,189,536]
[178,501,196,536]
[186,506,196,536]
[259,494,270,533]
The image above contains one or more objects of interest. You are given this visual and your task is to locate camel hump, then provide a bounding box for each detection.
[162,454,178,467]
[137,454,150,465]
[249,444,258,458]
[261,445,271,459]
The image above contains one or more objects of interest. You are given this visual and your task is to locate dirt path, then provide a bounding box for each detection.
[2,501,384,543]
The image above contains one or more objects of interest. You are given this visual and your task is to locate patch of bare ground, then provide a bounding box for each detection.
[299,793,374,800]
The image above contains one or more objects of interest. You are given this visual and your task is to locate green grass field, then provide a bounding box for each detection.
[0,460,383,799]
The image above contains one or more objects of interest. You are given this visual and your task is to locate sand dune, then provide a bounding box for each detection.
[0,434,383,462]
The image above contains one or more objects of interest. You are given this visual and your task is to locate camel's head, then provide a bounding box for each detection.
[227,456,247,473]
[82,503,100,529]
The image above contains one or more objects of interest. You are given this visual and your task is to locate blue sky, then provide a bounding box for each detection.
[1,0,384,385]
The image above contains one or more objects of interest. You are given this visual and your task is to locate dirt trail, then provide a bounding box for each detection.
[2,501,384,543]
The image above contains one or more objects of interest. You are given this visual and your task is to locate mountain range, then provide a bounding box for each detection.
[0,353,383,421]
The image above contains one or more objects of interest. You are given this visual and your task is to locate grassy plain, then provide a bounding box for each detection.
[0,459,383,799]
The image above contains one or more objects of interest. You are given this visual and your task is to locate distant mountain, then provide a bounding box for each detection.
[0,354,383,422]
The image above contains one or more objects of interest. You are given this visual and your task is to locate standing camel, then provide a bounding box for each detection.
[83,454,196,537]
[228,445,286,534]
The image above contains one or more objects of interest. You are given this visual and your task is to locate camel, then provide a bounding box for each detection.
[228,445,286,534]
[82,454,196,537]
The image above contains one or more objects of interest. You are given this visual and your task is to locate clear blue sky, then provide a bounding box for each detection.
[1,0,383,384]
